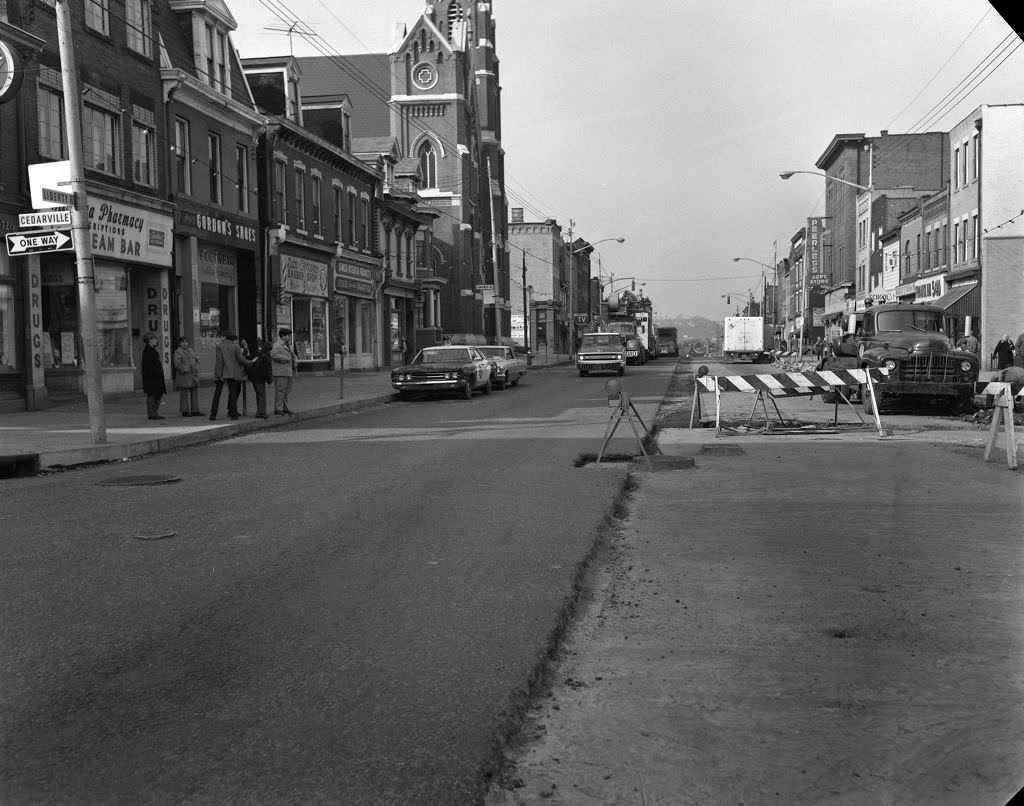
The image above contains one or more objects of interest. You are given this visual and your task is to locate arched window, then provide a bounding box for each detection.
[418,140,438,189]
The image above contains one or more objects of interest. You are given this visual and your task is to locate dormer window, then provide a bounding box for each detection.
[171,0,238,95]
[206,24,228,92]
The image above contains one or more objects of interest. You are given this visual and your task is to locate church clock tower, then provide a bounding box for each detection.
[389,2,508,343]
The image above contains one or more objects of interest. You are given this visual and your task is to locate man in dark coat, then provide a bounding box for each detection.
[992,334,1015,370]
[141,332,166,419]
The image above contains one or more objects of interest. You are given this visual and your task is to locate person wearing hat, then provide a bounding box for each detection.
[270,327,298,414]
[141,332,166,420]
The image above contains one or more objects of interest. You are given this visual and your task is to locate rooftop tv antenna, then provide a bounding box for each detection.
[262,19,317,55]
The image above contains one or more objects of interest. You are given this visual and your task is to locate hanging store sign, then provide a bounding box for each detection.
[333,259,375,298]
[282,254,329,297]
[806,217,830,290]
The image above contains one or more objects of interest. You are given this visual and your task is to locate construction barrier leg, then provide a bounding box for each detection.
[984,387,1018,470]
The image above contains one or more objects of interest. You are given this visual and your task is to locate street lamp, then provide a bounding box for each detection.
[779,170,870,192]
[567,231,625,352]
[732,257,774,320]
[779,171,872,357]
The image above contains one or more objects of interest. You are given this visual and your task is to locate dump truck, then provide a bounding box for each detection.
[819,302,980,413]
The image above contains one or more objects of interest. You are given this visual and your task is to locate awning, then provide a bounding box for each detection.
[932,282,979,318]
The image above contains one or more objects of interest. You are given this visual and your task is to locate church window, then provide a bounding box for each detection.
[447,2,463,34]
[418,141,438,188]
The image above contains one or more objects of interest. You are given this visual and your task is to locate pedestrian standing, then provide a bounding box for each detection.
[141,332,166,420]
[247,339,273,418]
[962,331,979,355]
[172,336,201,416]
[992,334,1015,370]
[211,331,252,420]
[271,327,298,414]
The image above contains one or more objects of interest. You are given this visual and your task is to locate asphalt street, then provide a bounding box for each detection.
[0,361,673,805]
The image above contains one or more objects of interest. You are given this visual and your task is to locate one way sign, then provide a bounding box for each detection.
[6,229,74,256]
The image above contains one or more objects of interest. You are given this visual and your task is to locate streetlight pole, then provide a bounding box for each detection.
[732,257,775,321]
[778,170,870,192]
[780,170,871,358]
[567,232,625,352]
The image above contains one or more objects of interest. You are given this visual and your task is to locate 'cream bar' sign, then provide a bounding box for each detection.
[88,199,173,267]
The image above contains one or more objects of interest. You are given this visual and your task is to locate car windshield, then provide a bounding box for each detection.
[477,347,506,358]
[415,348,472,363]
[874,311,943,333]
[581,335,621,348]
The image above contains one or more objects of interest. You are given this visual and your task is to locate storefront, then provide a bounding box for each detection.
[174,208,259,376]
[278,250,331,372]
[29,193,174,397]
[332,256,379,371]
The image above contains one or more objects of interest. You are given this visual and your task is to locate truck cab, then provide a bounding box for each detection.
[822,303,979,412]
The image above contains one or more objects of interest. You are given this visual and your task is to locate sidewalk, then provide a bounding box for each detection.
[0,353,574,476]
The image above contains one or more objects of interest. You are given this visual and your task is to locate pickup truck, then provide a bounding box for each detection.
[576,332,626,376]
[477,345,528,390]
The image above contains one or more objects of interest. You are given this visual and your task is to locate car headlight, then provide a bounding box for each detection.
[884,359,897,372]
[616,354,623,361]
[960,360,973,372]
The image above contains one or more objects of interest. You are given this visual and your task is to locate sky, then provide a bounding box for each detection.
[228,1,1024,321]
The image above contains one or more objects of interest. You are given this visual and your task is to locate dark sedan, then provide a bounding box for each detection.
[391,345,493,399]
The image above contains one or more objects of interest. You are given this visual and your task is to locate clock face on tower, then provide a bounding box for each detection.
[411,62,438,91]
[0,41,22,104]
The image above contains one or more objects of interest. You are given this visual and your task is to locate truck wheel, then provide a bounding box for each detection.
[497,372,508,390]
[617,366,625,376]
[462,382,473,400]
[579,369,588,377]
[511,374,521,386]
[482,378,492,395]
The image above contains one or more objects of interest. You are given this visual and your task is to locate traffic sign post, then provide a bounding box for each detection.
[5,229,74,256]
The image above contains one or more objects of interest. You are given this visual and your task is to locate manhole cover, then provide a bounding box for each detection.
[98,474,182,487]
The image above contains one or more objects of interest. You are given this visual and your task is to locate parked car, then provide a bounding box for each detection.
[391,345,493,399]
[477,345,528,390]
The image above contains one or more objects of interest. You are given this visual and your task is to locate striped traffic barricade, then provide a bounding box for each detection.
[691,367,890,437]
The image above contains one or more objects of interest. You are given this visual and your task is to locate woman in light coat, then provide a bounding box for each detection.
[173,336,201,416]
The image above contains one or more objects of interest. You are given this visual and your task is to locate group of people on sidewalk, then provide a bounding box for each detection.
[141,328,299,421]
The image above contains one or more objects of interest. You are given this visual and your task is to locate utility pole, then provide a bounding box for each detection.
[56,0,105,442]
[567,219,574,355]
[486,157,502,343]
[521,249,529,353]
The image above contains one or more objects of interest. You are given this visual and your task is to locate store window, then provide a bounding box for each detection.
[39,263,129,369]
[94,266,131,367]
[292,297,328,361]
[197,246,237,341]
[0,284,16,371]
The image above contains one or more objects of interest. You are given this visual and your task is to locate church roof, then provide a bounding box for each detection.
[295,54,391,139]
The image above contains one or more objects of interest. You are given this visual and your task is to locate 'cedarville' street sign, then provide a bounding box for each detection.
[18,209,72,228]
[5,229,74,255]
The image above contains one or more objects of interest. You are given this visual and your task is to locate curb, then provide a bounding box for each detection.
[33,392,399,472]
